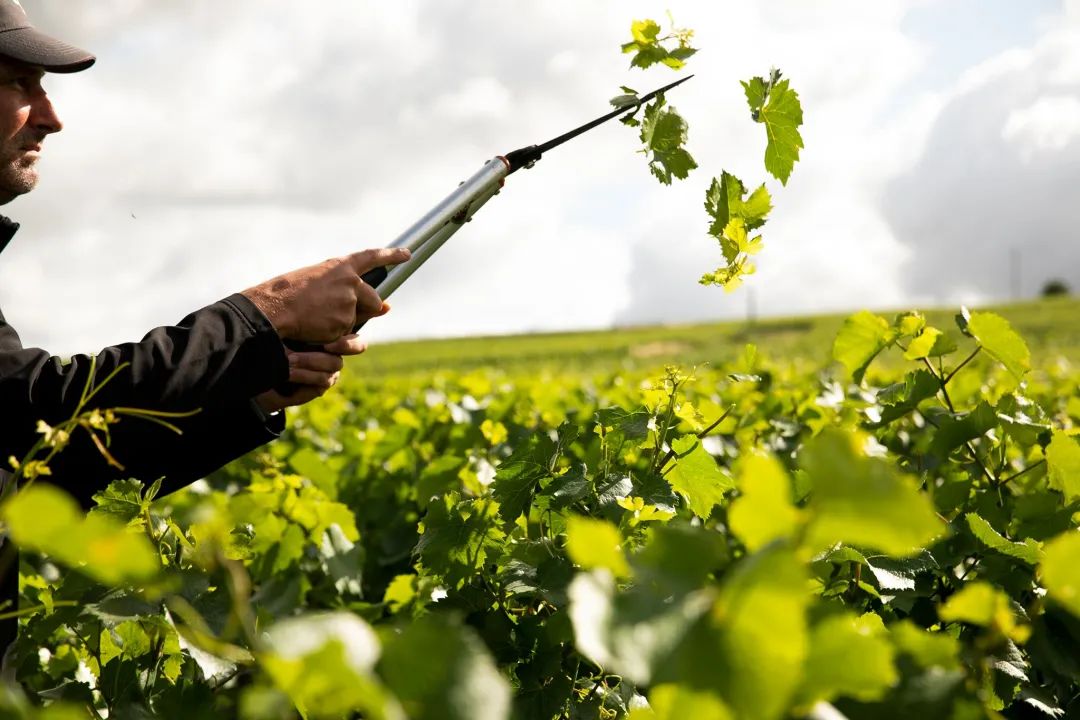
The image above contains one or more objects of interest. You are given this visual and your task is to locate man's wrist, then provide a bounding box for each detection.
[240,286,292,338]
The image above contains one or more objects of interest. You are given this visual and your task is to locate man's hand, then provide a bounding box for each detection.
[241,248,411,342]
[254,333,371,414]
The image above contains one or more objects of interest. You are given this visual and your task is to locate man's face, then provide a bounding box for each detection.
[0,59,61,204]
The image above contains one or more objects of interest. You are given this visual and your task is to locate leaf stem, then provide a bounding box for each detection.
[922,358,997,486]
[1000,460,1046,487]
[0,600,77,620]
[658,405,732,473]
[944,347,981,385]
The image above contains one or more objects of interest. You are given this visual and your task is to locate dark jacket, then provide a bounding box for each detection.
[0,216,291,654]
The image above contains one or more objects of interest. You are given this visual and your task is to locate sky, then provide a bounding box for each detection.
[0,0,1076,354]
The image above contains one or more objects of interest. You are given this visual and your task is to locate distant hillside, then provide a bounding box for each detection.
[357,297,1080,375]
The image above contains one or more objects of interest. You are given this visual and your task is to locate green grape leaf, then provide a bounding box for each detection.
[492,433,556,522]
[1,484,160,585]
[996,394,1051,446]
[378,615,511,720]
[632,685,732,720]
[565,516,630,578]
[1046,431,1080,504]
[938,582,1022,635]
[871,369,940,427]
[801,429,945,556]
[729,452,799,551]
[535,462,590,511]
[666,436,735,520]
[700,174,771,292]
[1042,531,1080,617]
[288,447,340,496]
[383,575,419,614]
[415,495,505,588]
[640,101,698,185]
[91,479,152,526]
[568,568,712,686]
[670,545,808,720]
[743,71,804,185]
[865,551,939,591]
[635,524,729,592]
[965,513,1043,565]
[905,328,944,361]
[890,621,960,670]
[622,18,697,70]
[968,311,1031,380]
[896,312,926,338]
[100,620,151,666]
[930,402,998,457]
[797,613,897,704]
[262,612,395,719]
[833,311,896,384]
[705,173,772,236]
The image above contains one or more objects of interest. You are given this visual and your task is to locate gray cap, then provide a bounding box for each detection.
[0,0,94,73]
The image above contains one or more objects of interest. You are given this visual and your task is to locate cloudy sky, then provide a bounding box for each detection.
[1,0,1076,353]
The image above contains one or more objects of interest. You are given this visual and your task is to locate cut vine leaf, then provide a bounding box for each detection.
[621,17,697,70]
[638,97,697,185]
[699,173,772,291]
[743,69,804,185]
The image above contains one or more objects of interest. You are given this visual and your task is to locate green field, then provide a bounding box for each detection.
[361,296,1080,375]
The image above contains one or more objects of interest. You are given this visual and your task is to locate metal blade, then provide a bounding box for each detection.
[503,74,694,173]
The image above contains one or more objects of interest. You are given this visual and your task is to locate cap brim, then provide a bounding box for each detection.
[0,26,94,73]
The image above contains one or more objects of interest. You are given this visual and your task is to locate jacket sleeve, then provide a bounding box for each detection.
[0,293,290,496]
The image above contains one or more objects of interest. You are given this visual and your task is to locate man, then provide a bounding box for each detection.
[0,2,408,653]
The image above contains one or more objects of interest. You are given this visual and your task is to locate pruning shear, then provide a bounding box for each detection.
[284,74,693,357]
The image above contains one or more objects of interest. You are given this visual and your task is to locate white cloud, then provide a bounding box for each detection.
[1002,95,1080,160]
[432,77,512,121]
[882,9,1080,304]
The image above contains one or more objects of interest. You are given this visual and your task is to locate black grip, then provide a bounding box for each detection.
[275,264,391,395]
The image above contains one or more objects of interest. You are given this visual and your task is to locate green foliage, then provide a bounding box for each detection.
[7,302,1080,718]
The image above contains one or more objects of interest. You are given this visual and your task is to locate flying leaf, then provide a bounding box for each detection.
[743,70,804,185]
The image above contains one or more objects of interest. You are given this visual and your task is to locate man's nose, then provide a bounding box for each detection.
[30,93,62,135]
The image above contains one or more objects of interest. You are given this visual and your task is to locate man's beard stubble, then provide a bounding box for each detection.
[0,152,38,201]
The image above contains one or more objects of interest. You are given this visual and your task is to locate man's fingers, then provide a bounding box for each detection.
[346,247,412,276]
[287,368,342,388]
[286,351,345,374]
[355,284,384,318]
[323,334,368,355]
